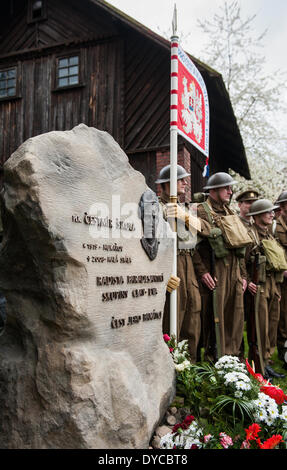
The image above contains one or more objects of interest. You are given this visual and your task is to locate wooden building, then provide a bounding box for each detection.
[0,0,250,198]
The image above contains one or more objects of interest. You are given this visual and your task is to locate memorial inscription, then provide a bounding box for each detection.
[0,124,175,449]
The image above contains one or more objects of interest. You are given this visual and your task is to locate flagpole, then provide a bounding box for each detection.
[169,4,179,338]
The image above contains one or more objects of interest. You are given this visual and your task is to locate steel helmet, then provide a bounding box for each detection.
[275,190,287,204]
[203,172,237,191]
[155,164,190,184]
[246,199,279,216]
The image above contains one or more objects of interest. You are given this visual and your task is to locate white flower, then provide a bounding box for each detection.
[183,438,202,449]
[177,339,188,350]
[224,372,250,387]
[280,406,287,421]
[252,392,280,426]
[160,433,174,449]
[265,415,276,426]
[174,359,190,372]
[236,381,251,391]
[255,408,268,422]
[175,362,185,372]
[269,407,279,419]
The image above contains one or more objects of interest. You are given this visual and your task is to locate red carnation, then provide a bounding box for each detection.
[163,334,171,342]
[172,415,195,434]
[184,415,195,424]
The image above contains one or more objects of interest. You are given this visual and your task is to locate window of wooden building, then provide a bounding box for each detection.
[56,55,80,89]
[0,67,17,100]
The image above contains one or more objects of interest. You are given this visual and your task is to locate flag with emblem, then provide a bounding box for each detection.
[171,34,210,176]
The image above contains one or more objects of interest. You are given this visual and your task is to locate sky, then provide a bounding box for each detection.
[106,0,287,134]
[106,0,287,74]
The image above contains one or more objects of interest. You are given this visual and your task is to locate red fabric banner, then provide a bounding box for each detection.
[177,46,209,160]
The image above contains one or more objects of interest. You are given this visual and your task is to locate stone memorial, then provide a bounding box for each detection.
[0,124,175,449]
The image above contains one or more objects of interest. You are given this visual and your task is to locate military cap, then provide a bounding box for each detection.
[275,190,287,204]
[203,172,236,191]
[247,199,279,216]
[235,189,259,203]
[155,164,190,184]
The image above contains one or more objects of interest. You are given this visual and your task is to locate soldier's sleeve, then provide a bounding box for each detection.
[185,211,210,236]
[244,238,255,284]
[192,203,211,278]
[239,258,247,281]
[192,248,209,278]
[275,221,287,249]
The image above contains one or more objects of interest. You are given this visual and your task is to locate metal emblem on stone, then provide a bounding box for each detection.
[138,189,159,260]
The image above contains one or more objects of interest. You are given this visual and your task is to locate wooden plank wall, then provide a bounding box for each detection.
[0,39,124,169]
[124,30,170,152]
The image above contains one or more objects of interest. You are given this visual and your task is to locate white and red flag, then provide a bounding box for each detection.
[170,38,210,176]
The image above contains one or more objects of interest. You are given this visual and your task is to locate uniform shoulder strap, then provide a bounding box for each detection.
[201,201,214,226]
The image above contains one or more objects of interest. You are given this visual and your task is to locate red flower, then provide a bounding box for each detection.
[245,423,261,441]
[260,385,287,405]
[184,415,195,423]
[172,415,195,434]
[169,347,174,352]
[245,359,268,384]
[258,435,283,449]
[163,334,171,342]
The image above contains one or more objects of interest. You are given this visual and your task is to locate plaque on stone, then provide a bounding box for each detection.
[0,124,175,449]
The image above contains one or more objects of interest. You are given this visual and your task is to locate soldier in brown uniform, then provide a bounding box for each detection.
[156,164,210,362]
[235,189,259,359]
[245,199,286,379]
[236,189,259,227]
[193,172,249,362]
[274,191,287,367]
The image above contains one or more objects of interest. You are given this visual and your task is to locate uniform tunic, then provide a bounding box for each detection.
[193,196,246,360]
[245,224,282,368]
[275,215,287,359]
[160,192,210,362]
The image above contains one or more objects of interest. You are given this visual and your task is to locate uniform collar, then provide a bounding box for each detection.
[207,195,229,213]
[254,223,270,237]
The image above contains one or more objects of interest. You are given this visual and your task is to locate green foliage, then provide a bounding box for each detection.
[162,338,287,449]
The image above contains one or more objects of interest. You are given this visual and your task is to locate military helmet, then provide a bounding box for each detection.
[155,164,190,184]
[247,199,279,217]
[203,172,236,191]
[275,190,287,204]
[235,189,259,203]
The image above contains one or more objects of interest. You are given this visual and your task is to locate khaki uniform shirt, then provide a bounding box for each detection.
[193,196,247,280]
[275,215,287,258]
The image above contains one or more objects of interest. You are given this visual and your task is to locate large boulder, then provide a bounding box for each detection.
[0,124,175,449]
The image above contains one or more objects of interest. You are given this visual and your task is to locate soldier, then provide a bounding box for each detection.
[156,164,210,362]
[235,189,259,359]
[274,191,287,368]
[235,189,259,227]
[245,199,286,379]
[193,172,249,362]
